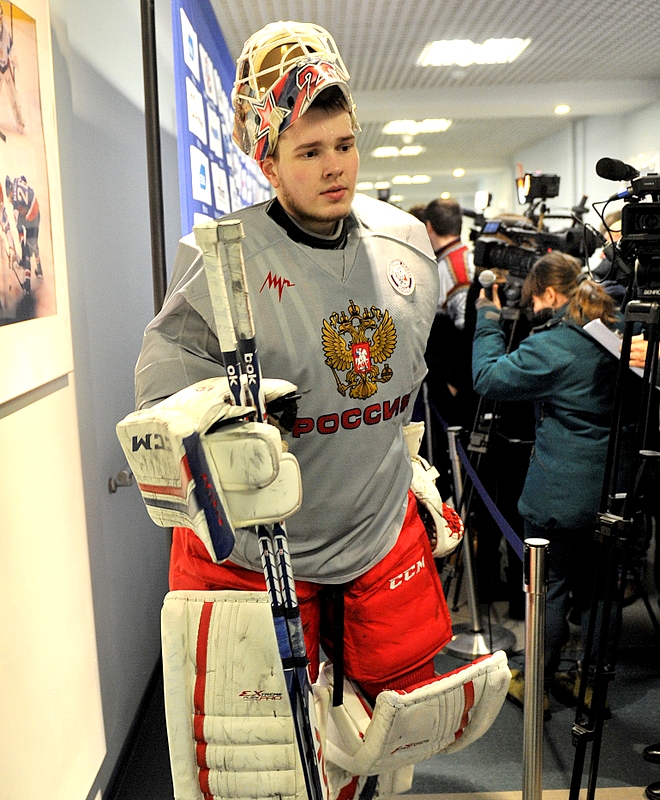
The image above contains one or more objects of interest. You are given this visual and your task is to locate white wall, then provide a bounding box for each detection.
[509,123,581,226]
[0,378,107,799]
[512,101,660,232]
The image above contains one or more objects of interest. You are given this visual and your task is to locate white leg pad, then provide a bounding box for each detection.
[324,762,415,800]
[315,650,510,777]
[161,590,308,800]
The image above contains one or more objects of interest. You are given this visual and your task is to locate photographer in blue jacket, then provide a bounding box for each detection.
[472,250,619,714]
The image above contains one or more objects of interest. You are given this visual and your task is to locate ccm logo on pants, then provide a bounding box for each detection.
[389,557,425,589]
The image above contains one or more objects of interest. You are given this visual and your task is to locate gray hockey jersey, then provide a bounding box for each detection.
[135,194,438,582]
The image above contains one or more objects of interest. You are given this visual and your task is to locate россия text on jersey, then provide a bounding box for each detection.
[292,392,412,437]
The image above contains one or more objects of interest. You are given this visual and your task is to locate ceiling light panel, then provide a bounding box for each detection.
[418,38,531,67]
[382,118,452,136]
[372,146,401,158]
[400,145,425,156]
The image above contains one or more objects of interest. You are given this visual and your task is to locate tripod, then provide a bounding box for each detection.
[569,298,660,800]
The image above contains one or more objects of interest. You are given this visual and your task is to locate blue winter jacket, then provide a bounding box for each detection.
[472,304,619,530]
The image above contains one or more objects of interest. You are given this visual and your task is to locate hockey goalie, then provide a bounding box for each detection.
[118,18,510,800]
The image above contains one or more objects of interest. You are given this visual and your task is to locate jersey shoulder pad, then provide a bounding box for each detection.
[351,193,435,259]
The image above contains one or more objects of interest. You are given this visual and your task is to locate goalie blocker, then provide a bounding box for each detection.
[116,376,302,564]
[162,590,510,800]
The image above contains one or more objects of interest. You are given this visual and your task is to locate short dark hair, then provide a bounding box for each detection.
[310,85,350,114]
[407,203,428,223]
[425,198,462,236]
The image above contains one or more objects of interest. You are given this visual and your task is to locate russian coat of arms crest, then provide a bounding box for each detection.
[321,300,397,399]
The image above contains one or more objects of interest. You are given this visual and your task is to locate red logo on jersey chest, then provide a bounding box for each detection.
[351,342,372,374]
[259,270,295,301]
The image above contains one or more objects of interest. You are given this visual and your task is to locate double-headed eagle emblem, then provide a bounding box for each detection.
[321,300,397,399]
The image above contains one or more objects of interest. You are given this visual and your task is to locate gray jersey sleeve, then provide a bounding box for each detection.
[135,236,226,409]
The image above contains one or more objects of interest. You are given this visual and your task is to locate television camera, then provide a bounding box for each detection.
[470,173,600,306]
[596,157,660,299]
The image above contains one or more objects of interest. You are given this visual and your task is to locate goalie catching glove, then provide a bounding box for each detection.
[116,376,302,564]
[403,422,464,558]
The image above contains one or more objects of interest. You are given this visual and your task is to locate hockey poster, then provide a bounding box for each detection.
[0,1,55,326]
[171,0,271,236]
[0,0,73,404]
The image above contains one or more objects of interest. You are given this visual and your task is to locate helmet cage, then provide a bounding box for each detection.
[233,21,348,101]
[232,21,358,161]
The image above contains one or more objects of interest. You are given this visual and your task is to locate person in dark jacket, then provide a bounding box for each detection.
[472,251,619,714]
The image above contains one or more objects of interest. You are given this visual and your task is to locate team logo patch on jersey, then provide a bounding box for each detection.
[321,300,397,399]
[387,259,415,295]
[259,270,295,300]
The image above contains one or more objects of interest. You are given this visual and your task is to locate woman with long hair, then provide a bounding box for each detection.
[472,251,619,716]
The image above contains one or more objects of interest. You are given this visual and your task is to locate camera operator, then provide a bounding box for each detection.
[591,210,622,272]
[472,250,620,715]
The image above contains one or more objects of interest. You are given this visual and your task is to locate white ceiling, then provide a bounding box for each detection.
[209,0,660,210]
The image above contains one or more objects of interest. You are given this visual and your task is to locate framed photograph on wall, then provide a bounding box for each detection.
[0,0,73,406]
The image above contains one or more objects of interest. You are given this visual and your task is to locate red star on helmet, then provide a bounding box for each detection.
[254,94,275,140]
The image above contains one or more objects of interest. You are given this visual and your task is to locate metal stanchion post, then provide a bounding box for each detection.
[522,538,549,800]
[421,382,434,466]
[443,427,517,658]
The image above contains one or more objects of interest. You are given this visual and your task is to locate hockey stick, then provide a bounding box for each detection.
[195,219,328,800]
[10,258,25,291]
[196,223,245,408]
[214,220,266,420]
[215,219,328,800]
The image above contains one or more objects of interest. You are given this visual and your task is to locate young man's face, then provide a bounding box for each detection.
[260,106,359,236]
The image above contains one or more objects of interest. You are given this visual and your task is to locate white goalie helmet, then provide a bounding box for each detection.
[232,20,359,162]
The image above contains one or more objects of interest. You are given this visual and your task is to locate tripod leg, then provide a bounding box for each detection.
[629,565,660,639]
[569,515,622,800]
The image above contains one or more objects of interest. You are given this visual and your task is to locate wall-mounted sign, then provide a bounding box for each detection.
[172,0,271,236]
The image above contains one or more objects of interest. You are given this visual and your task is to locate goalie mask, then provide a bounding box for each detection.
[232,20,359,162]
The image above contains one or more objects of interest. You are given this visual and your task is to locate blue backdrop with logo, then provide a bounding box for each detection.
[171,0,271,235]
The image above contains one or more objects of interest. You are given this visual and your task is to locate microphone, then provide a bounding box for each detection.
[595,157,639,182]
[479,269,497,301]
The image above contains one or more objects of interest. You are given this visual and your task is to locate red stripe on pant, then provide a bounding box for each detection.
[194,601,214,800]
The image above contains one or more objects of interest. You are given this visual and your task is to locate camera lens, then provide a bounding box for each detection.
[640,213,660,231]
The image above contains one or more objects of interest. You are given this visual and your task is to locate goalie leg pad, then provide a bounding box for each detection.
[316,650,510,776]
[161,590,308,800]
[323,763,414,800]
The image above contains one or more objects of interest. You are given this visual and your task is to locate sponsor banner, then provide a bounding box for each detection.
[172,0,271,234]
